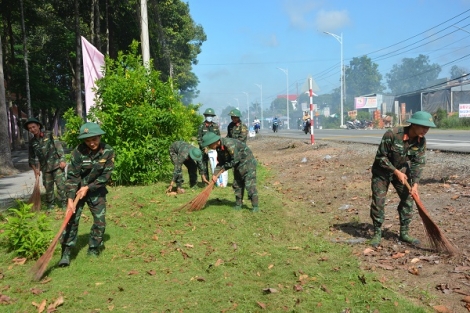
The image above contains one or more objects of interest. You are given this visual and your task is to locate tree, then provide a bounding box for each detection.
[0,35,17,175]
[345,56,384,97]
[450,65,468,81]
[386,54,441,95]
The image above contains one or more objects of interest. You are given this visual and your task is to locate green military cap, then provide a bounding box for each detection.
[203,108,216,116]
[201,132,221,147]
[23,117,43,130]
[189,147,203,161]
[406,111,436,128]
[77,122,106,139]
[229,109,241,117]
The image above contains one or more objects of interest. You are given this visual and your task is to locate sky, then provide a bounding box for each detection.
[186,0,470,119]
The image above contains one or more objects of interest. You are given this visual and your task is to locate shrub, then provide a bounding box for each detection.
[0,201,53,259]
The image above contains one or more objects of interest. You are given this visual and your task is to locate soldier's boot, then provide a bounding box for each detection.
[370,227,382,248]
[58,245,71,267]
[251,206,259,213]
[399,227,420,245]
[87,247,100,257]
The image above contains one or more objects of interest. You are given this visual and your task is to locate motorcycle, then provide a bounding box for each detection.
[346,120,356,129]
[253,122,260,134]
[272,121,279,133]
[303,118,311,134]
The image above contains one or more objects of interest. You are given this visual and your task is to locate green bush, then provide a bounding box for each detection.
[64,41,203,185]
[0,201,53,259]
[62,107,84,149]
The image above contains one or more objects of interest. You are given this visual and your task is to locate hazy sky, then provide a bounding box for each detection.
[186,0,470,117]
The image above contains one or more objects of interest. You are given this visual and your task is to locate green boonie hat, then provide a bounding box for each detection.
[189,148,202,161]
[23,117,42,130]
[203,108,216,116]
[201,132,221,147]
[229,109,241,117]
[406,111,436,128]
[77,122,106,139]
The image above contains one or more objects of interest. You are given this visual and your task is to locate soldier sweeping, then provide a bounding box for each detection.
[197,108,220,179]
[201,132,258,212]
[369,111,436,247]
[58,122,115,266]
[227,109,248,143]
[167,141,209,194]
[24,118,67,210]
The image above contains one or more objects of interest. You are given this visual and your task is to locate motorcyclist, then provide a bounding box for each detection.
[272,117,279,132]
[252,117,261,133]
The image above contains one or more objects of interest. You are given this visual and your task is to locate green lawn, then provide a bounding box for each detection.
[0,166,430,312]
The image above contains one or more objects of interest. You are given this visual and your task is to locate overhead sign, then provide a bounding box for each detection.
[355,96,378,109]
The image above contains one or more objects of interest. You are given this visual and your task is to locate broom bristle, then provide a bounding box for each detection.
[31,197,79,281]
[412,194,458,256]
[177,181,216,212]
[28,175,41,212]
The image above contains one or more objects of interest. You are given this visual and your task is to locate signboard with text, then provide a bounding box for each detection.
[355,96,378,109]
[459,104,470,117]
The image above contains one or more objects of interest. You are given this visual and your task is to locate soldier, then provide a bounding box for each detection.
[197,108,220,179]
[201,132,259,212]
[167,141,209,194]
[369,111,436,248]
[24,117,67,210]
[227,109,248,143]
[59,122,115,267]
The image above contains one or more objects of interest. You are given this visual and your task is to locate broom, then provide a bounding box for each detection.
[177,171,222,212]
[28,164,41,212]
[31,195,80,281]
[404,181,458,255]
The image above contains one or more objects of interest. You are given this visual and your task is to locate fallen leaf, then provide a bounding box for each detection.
[454,266,470,273]
[184,244,194,248]
[0,294,12,304]
[262,288,278,294]
[293,284,303,292]
[408,267,419,275]
[196,276,206,282]
[392,252,405,259]
[257,301,266,309]
[128,270,139,275]
[268,264,274,270]
[451,195,460,200]
[32,299,47,313]
[363,248,374,255]
[410,258,420,264]
[215,259,223,267]
[320,285,331,293]
[12,257,27,265]
[462,295,470,303]
[287,246,302,250]
[47,295,64,312]
[433,305,452,313]
[31,288,44,295]
[146,270,156,276]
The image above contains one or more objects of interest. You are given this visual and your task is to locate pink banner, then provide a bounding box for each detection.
[81,36,104,114]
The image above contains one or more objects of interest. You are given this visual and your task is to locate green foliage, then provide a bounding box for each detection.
[386,54,441,95]
[89,41,202,185]
[61,107,84,149]
[436,112,470,129]
[0,201,52,259]
[345,55,385,96]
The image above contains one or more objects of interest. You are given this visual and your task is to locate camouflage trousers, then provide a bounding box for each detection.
[201,149,210,179]
[370,172,414,229]
[180,158,198,188]
[42,167,66,209]
[60,189,107,249]
[233,161,258,207]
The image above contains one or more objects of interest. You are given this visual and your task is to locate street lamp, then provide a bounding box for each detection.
[242,92,250,125]
[324,31,344,127]
[277,67,290,129]
[254,84,263,129]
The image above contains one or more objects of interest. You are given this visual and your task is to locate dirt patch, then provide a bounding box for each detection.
[249,135,470,312]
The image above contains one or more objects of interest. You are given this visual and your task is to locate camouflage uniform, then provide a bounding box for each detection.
[213,137,258,208]
[370,126,426,233]
[197,122,220,178]
[227,122,248,143]
[170,141,206,188]
[28,131,66,209]
[60,142,115,251]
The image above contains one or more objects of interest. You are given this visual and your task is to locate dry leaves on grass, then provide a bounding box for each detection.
[32,295,64,313]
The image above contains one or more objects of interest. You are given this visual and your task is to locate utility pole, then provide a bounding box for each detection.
[140,0,150,69]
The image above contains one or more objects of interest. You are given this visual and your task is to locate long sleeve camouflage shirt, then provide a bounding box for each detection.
[226,122,248,143]
[197,122,220,149]
[213,137,256,174]
[28,131,66,172]
[372,126,426,184]
[169,141,206,183]
[66,142,115,199]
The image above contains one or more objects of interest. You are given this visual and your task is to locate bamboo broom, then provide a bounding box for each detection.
[28,164,41,212]
[31,195,80,281]
[404,181,457,255]
[177,172,222,212]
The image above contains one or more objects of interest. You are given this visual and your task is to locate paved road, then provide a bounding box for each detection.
[0,150,38,209]
[259,128,470,153]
